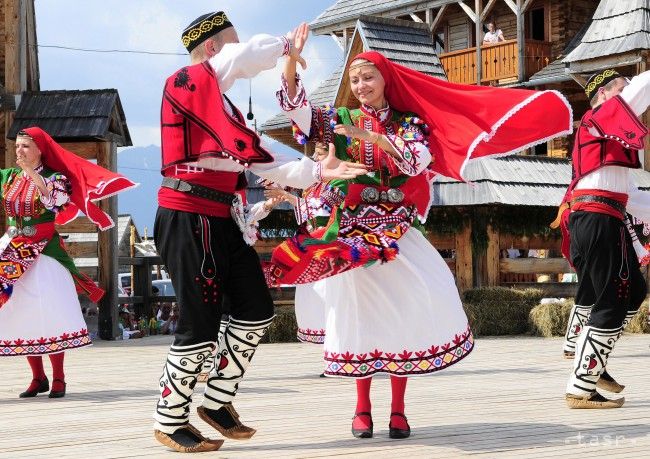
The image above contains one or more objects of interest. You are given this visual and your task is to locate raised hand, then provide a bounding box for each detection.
[287,22,309,69]
[320,143,368,181]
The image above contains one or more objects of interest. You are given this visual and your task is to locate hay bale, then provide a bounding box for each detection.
[529,299,650,337]
[266,310,298,343]
[624,301,650,334]
[462,287,545,336]
[529,300,573,337]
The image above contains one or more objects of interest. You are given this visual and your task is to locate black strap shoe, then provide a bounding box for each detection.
[19,377,49,398]
[389,412,411,439]
[48,379,66,398]
[352,412,373,438]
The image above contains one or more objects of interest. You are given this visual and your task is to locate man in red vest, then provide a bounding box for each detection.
[152,12,366,452]
[559,68,650,409]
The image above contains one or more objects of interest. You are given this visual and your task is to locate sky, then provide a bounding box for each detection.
[34,0,342,149]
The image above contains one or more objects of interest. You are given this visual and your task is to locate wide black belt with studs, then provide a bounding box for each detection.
[161,177,235,205]
[571,194,626,216]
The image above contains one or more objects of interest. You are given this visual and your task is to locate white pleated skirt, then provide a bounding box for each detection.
[322,230,473,378]
[0,255,91,356]
[295,280,327,344]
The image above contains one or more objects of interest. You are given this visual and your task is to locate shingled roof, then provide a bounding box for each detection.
[353,16,445,78]
[524,21,590,87]
[261,16,445,147]
[311,0,426,33]
[7,89,132,146]
[563,0,650,73]
[432,155,650,207]
[261,66,343,137]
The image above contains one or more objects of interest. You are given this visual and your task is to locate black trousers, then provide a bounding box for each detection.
[154,207,274,346]
[569,211,647,329]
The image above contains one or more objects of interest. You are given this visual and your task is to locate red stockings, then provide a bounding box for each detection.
[353,377,373,430]
[49,352,65,392]
[390,376,408,429]
[25,353,65,392]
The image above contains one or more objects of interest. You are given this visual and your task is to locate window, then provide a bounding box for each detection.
[530,7,545,41]
[532,141,548,156]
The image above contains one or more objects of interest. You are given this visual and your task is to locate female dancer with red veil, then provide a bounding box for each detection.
[267,34,572,438]
[0,127,136,398]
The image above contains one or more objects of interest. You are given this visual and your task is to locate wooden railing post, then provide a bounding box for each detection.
[516,0,525,82]
[97,141,119,340]
[486,224,500,286]
[455,219,473,292]
[475,0,482,85]
[639,52,650,171]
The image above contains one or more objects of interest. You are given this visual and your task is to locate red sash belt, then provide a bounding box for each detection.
[570,189,628,220]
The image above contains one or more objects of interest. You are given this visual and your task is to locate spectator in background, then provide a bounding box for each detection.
[161,305,179,335]
[157,302,172,322]
[483,21,505,44]
[119,307,142,339]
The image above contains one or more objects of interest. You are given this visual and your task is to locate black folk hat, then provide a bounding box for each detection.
[585,68,622,100]
[181,11,233,53]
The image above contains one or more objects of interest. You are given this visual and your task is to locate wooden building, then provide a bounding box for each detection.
[260,0,650,293]
[60,214,142,278]
[563,0,650,166]
[1,0,39,166]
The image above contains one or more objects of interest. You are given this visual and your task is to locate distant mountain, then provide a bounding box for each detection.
[117,145,161,237]
[117,140,301,235]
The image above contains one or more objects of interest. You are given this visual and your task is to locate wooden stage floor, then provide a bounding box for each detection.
[1,334,649,458]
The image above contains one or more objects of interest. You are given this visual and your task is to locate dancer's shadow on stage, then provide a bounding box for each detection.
[224,421,650,454]
[432,366,549,377]
[0,388,160,405]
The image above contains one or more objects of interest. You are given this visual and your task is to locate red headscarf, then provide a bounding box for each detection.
[354,51,573,180]
[21,127,138,230]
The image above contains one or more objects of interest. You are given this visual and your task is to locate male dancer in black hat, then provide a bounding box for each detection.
[152,13,366,452]
[555,68,650,409]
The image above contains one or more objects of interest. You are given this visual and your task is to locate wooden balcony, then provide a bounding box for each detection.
[440,39,552,85]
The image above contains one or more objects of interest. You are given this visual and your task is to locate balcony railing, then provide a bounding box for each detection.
[439,39,552,85]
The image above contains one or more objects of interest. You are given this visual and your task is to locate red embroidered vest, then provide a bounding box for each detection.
[571,96,647,181]
[160,62,273,169]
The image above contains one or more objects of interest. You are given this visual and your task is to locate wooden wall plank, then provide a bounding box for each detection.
[454,221,473,291]
[486,224,500,286]
[56,216,97,233]
[63,241,98,258]
[500,257,573,274]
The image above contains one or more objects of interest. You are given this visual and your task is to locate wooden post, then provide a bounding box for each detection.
[639,53,650,171]
[129,223,136,295]
[516,0,525,82]
[4,0,22,168]
[97,141,120,339]
[475,0,482,85]
[133,257,153,321]
[455,219,473,292]
[486,224,500,286]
